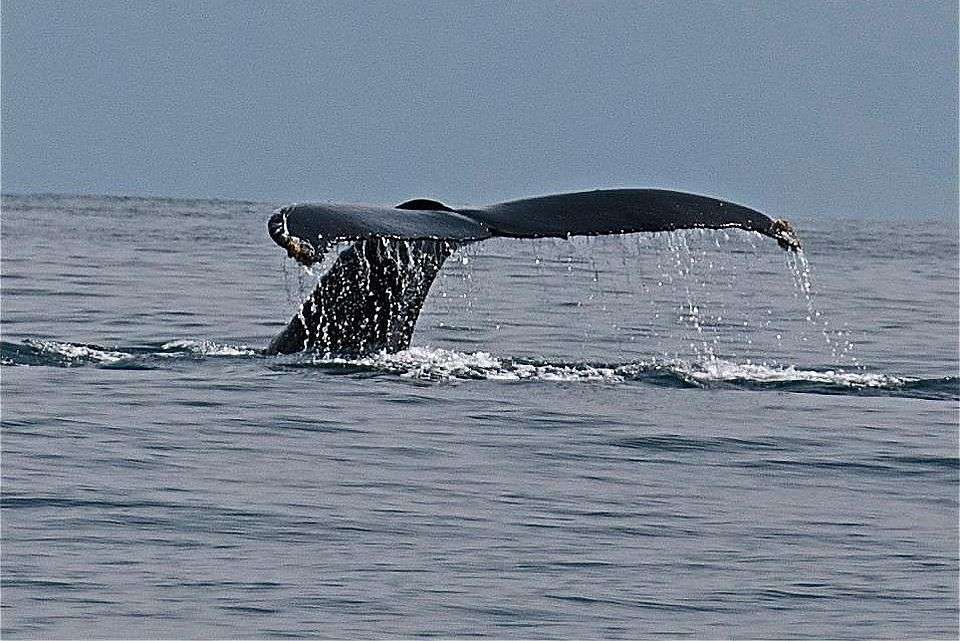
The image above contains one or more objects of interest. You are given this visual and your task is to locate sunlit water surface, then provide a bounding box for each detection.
[2,194,957,638]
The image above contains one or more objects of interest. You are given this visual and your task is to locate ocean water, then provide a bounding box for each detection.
[1,194,957,639]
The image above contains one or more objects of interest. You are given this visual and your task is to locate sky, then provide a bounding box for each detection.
[2,0,957,220]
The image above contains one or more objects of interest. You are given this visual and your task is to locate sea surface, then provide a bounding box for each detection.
[1,194,957,639]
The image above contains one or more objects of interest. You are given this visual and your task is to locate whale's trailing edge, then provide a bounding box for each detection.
[266,189,801,355]
[458,189,800,250]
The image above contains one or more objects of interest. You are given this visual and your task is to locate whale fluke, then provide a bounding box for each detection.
[268,202,490,267]
[266,189,801,355]
[460,189,801,251]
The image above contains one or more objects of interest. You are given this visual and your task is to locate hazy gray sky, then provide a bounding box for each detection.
[2,1,957,219]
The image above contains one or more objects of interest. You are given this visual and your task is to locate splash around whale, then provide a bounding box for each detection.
[265,189,801,356]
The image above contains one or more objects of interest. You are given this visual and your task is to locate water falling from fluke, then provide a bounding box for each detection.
[783,244,859,367]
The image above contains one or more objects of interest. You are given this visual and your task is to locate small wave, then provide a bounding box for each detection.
[1,339,259,368]
[5,339,133,367]
[303,348,954,399]
[657,359,911,388]
[637,359,956,399]
[160,339,259,357]
[314,347,622,382]
[3,340,952,400]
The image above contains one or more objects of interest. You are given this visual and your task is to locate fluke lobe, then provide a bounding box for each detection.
[265,189,801,355]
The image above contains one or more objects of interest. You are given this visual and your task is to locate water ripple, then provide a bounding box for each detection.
[3,340,954,400]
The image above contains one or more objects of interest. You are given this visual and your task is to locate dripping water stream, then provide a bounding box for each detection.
[267,229,907,387]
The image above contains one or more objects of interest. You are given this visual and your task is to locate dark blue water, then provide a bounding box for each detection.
[2,194,957,638]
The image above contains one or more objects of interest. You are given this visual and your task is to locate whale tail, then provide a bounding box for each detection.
[266,189,801,355]
[267,238,455,355]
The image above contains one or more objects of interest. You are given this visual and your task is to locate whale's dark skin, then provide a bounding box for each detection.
[267,238,454,355]
[266,189,800,355]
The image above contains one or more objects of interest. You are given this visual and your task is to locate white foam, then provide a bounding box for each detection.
[661,358,912,388]
[19,339,257,366]
[25,339,130,364]
[15,340,913,390]
[315,347,912,388]
[161,339,259,357]
[318,346,623,382]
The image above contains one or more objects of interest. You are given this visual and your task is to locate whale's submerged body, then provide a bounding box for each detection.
[265,189,801,355]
